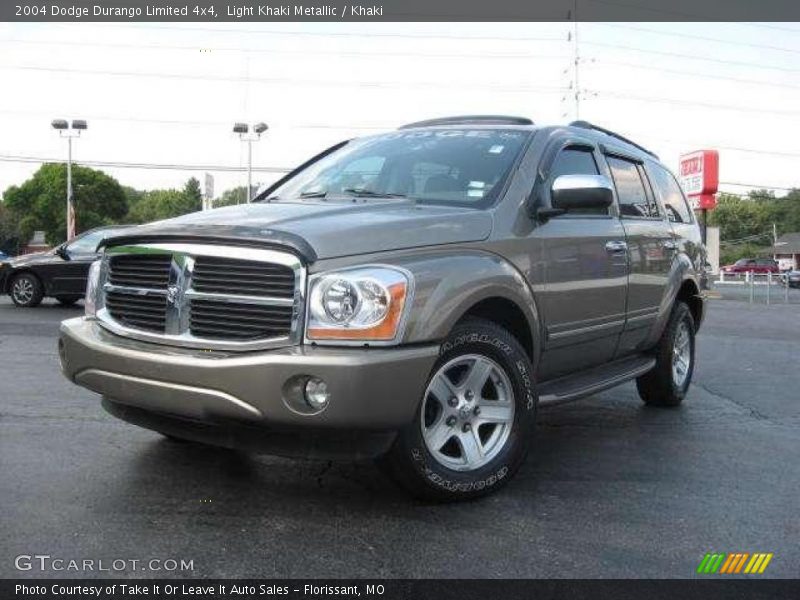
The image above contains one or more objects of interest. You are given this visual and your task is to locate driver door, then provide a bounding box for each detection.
[50,231,104,295]
[535,144,629,380]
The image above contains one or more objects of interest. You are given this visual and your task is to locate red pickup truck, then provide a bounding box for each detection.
[721,258,780,274]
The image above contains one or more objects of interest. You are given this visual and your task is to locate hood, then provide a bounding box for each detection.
[103,199,493,261]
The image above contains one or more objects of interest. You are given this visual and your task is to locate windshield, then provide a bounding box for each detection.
[67,228,127,254]
[266,128,530,208]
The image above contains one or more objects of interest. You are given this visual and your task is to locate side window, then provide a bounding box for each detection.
[607,156,660,218]
[551,147,599,178]
[649,163,694,224]
[549,147,606,215]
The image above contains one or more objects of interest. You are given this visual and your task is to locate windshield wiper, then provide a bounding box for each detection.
[299,190,328,198]
[342,188,406,198]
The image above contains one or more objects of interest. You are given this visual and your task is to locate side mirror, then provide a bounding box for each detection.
[55,245,69,259]
[550,174,614,213]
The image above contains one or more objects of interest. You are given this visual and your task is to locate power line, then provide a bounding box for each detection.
[583,40,800,73]
[0,64,569,94]
[631,135,800,159]
[5,64,796,116]
[0,154,292,173]
[597,23,800,55]
[0,37,570,61]
[0,108,388,131]
[100,23,568,43]
[1,108,799,161]
[589,88,800,117]
[720,181,794,191]
[589,58,800,91]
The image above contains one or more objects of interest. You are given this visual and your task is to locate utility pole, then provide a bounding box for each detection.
[51,119,87,240]
[233,122,268,203]
[573,0,580,120]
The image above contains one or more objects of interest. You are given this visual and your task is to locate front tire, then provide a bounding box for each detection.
[636,301,696,407]
[9,273,44,307]
[381,318,537,501]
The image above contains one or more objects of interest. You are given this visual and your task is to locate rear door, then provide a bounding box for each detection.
[536,143,628,380]
[603,153,674,356]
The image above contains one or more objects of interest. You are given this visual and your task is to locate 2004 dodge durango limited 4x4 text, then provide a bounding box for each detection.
[59,116,707,501]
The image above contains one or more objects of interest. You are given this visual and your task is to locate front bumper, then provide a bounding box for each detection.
[59,318,439,454]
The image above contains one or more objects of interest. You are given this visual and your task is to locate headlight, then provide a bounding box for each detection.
[84,259,102,318]
[306,266,411,342]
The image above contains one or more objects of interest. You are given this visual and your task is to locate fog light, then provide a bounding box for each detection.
[304,378,330,410]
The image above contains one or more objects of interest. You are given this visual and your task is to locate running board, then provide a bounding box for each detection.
[537,355,656,407]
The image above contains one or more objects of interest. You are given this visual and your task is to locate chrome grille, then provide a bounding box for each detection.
[96,243,304,351]
[108,254,172,288]
[192,256,295,298]
[189,299,294,340]
[105,290,167,332]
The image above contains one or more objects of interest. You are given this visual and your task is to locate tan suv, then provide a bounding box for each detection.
[59,116,707,500]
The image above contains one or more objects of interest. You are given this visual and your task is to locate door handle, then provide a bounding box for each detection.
[605,240,628,253]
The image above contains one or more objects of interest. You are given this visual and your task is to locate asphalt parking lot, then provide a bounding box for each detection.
[1,297,798,579]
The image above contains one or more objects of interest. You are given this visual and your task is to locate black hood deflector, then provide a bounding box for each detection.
[98,225,317,264]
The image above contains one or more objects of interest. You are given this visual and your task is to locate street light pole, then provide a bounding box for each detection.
[247,136,252,203]
[67,135,73,238]
[52,119,87,240]
[233,122,268,203]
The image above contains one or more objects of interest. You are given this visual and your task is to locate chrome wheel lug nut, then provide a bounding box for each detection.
[446,416,457,427]
[473,406,481,416]
[462,423,471,433]
[464,389,474,401]
[448,396,458,407]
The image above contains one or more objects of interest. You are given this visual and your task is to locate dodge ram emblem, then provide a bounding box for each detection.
[166,284,180,306]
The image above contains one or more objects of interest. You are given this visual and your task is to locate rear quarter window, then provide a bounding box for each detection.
[648,163,694,224]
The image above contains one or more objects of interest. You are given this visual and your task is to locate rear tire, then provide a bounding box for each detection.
[9,273,44,307]
[636,301,695,407]
[380,318,537,501]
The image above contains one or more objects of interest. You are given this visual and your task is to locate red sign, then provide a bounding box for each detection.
[679,150,719,210]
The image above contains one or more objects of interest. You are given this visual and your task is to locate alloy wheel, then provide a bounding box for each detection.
[12,277,34,305]
[420,354,515,472]
[671,320,692,388]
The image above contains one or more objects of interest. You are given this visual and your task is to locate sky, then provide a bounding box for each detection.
[0,21,799,201]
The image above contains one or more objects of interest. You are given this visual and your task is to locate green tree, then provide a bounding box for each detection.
[128,189,191,224]
[709,188,800,264]
[122,185,145,214]
[3,163,127,245]
[215,186,248,208]
[126,178,205,224]
[183,177,203,211]
[0,200,21,254]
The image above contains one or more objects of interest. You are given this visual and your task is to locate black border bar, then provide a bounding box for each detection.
[3,0,800,22]
[3,579,800,600]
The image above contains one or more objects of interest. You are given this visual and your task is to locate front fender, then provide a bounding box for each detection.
[397,250,541,360]
[308,248,542,365]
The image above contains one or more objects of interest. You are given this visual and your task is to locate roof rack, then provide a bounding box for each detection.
[399,115,534,130]
[569,120,658,159]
